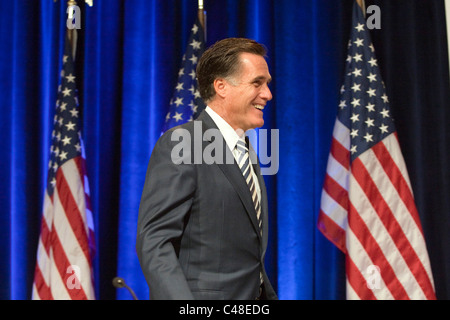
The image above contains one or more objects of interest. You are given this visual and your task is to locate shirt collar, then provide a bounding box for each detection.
[205,106,242,152]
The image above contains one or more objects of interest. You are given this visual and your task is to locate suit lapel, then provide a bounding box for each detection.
[197,111,263,242]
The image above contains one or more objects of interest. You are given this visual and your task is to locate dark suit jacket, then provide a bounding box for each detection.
[136,110,277,300]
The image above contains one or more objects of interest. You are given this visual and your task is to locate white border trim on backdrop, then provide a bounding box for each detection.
[445,0,450,83]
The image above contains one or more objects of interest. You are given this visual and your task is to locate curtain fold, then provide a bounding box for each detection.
[0,0,449,300]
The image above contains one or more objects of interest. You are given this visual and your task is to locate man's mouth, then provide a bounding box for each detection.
[254,104,265,111]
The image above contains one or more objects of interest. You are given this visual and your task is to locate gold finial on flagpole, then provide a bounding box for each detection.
[198,0,207,42]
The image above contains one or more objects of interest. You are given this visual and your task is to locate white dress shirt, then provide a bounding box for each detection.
[205,106,261,203]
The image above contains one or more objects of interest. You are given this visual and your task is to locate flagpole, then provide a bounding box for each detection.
[64,0,93,59]
[198,0,207,42]
[67,0,78,60]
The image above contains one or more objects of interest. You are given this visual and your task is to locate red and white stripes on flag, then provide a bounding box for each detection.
[32,35,95,300]
[318,1,436,300]
[319,123,436,299]
[33,156,95,300]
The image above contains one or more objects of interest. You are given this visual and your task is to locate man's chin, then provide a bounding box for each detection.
[246,120,264,131]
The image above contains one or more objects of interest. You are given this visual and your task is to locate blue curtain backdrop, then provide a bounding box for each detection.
[1,0,449,300]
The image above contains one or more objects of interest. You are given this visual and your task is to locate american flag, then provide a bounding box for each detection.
[318,1,436,300]
[161,17,206,132]
[32,36,95,300]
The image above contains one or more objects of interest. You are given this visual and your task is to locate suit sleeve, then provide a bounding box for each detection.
[136,130,196,300]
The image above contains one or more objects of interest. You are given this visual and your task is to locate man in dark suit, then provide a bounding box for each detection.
[136,38,277,300]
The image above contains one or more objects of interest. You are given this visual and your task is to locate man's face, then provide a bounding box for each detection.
[224,52,272,132]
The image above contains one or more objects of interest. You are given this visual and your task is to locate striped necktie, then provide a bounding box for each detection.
[236,138,262,236]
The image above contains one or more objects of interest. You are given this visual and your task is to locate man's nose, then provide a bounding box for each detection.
[261,83,272,101]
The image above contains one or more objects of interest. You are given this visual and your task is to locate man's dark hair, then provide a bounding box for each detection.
[196,38,267,102]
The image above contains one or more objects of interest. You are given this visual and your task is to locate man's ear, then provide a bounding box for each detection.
[213,78,227,99]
